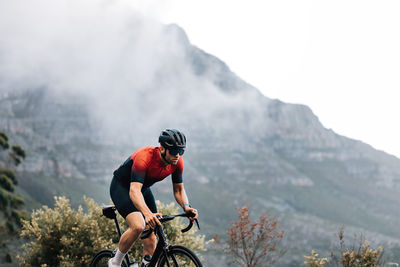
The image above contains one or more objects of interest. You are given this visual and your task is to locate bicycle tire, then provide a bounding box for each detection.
[158,245,202,267]
[90,249,129,267]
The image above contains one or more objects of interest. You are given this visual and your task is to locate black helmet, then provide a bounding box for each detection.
[159,129,186,149]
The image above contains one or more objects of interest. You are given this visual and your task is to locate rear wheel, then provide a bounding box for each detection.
[158,245,202,267]
[90,249,129,267]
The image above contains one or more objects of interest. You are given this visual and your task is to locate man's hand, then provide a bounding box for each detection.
[144,212,162,228]
[184,206,198,221]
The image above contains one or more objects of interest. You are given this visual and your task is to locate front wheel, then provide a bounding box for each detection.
[158,245,202,267]
[90,249,129,267]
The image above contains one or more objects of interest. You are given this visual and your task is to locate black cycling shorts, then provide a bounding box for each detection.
[110,176,157,219]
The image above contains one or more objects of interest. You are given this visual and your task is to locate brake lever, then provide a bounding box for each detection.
[181,217,200,232]
[194,219,200,230]
[181,220,193,233]
[187,210,200,230]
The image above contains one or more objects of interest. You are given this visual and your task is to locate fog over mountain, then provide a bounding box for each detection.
[1,0,400,265]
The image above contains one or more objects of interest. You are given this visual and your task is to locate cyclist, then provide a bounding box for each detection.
[108,129,199,267]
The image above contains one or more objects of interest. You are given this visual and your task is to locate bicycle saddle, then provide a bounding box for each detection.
[102,205,117,219]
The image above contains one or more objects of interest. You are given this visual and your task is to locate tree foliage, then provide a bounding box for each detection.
[0,131,26,166]
[9,145,26,166]
[0,132,9,149]
[214,205,285,267]
[0,132,27,238]
[0,167,17,185]
[0,174,14,192]
[18,196,206,266]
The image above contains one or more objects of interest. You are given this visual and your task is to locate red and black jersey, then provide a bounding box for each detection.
[113,146,183,188]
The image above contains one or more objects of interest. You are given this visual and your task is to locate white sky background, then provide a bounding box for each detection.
[133,1,400,157]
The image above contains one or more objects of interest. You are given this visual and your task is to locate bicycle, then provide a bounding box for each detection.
[90,205,202,267]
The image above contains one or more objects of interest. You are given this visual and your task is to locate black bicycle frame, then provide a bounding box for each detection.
[147,225,170,267]
[108,209,198,267]
[114,216,171,267]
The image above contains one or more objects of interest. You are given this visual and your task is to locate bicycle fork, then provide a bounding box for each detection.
[147,225,172,267]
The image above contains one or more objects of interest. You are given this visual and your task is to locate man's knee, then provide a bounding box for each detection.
[131,221,145,234]
[126,212,146,234]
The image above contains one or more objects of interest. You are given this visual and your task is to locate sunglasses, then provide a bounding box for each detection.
[168,148,185,156]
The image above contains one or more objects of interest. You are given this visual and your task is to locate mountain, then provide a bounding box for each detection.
[1,16,400,266]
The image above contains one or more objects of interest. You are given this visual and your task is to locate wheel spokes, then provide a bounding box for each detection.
[171,253,180,267]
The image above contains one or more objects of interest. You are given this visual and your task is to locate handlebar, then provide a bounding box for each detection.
[140,212,200,240]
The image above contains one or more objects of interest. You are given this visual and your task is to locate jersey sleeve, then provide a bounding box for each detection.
[130,158,148,184]
[171,157,184,183]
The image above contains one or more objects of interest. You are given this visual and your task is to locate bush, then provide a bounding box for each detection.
[10,195,25,209]
[0,167,17,185]
[11,145,26,159]
[0,132,9,149]
[0,132,8,142]
[214,205,285,267]
[5,253,12,263]
[11,209,29,226]
[0,132,26,240]
[0,174,14,192]
[305,229,384,267]
[304,250,328,267]
[18,196,206,266]
[9,145,26,166]
[337,240,383,267]
[6,221,15,233]
[0,189,9,208]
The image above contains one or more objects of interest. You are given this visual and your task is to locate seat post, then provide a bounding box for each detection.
[114,216,123,237]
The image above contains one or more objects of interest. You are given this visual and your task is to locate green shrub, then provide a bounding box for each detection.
[0,132,9,149]
[11,209,29,226]
[339,240,383,267]
[18,196,206,266]
[5,253,12,263]
[0,167,17,185]
[11,145,26,159]
[10,195,25,209]
[9,145,26,166]
[6,221,15,233]
[9,153,21,166]
[0,137,8,149]
[305,229,384,267]
[0,132,26,240]
[304,250,328,267]
[0,188,9,208]
[0,174,14,192]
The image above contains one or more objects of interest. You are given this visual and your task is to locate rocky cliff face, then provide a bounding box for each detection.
[1,20,400,265]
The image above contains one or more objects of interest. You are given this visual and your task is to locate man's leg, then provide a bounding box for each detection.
[142,231,156,256]
[119,212,146,252]
[109,212,145,267]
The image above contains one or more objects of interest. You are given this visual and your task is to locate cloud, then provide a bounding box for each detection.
[2,0,397,158]
[0,0,297,150]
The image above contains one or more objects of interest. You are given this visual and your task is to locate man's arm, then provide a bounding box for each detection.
[130,182,161,227]
[173,183,198,220]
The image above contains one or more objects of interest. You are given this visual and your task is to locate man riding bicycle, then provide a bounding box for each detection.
[108,129,199,267]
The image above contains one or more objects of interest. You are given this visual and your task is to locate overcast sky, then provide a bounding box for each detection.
[129,0,400,158]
